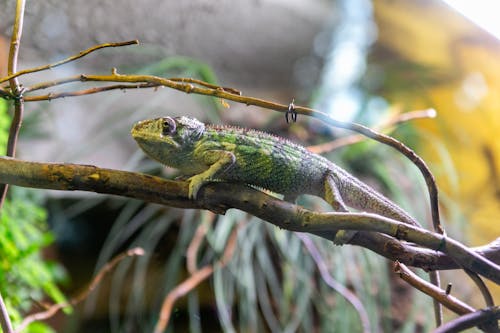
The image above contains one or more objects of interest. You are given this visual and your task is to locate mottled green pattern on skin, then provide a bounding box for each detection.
[131,116,420,240]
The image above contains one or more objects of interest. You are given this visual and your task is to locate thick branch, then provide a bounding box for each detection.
[0,156,498,279]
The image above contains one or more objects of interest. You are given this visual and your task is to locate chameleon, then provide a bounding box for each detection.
[131,116,420,242]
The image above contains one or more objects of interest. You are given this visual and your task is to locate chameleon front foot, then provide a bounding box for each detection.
[187,174,208,199]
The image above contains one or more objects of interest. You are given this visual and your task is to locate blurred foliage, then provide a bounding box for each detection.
[372,0,500,304]
[0,100,68,333]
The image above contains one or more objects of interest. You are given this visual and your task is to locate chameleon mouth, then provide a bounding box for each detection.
[130,122,180,149]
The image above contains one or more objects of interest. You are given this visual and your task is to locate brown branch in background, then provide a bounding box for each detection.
[0,2,24,331]
[0,293,13,333]
[0,40,139,84]
[6,1,24,86]
[153,225,239,333]
[431,270,444,327]
[15,247,144,333]
[0,3,27,331]
[0,0,26,210]
[324,231,498,272]
[24,83,157,102]
[297,234,371,333]
[396,262,500,332]
[307,108,437,154]
[24,76,237,94]
[464,269,495,307]
[394,261,474,315]
[434,307,500,333]
[1,157,499,283]
[23,78,238,101]
[24,75,85,92]
[186,213,215,274]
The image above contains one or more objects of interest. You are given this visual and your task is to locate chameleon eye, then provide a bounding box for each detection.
[162,117,177,136]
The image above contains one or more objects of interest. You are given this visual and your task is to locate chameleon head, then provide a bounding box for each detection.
[131,116,205,167]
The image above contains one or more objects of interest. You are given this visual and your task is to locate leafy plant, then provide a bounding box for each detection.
[0,100,67,333]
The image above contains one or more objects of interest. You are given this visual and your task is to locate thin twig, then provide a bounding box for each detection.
[431,271,444,326]
[24,83,156,102]
[15,247,144,333]
[186,212,215,274]
[24,76,240,94]
[394,262,474,315]
[308,108,436,154]
[464,269,495,307]
[24,75,89,92]
[0,293,14,333]
[0,2,24,332]
[0,40,139,84]
[0,0,25,214]
[153,226,239,333]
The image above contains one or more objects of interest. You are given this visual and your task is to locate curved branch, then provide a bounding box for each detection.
[0,40,139,84]
[434,307,500,333]
[394,262,475,315]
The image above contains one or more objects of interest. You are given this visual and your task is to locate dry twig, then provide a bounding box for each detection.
[394,261,474,315]
[15,248,144,333]
[307,108,436,154]
[153,225,239,333]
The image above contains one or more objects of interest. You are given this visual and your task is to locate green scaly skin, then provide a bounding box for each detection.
[131,116,420,242]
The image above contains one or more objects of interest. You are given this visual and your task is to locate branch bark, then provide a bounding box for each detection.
[0,156,498,282]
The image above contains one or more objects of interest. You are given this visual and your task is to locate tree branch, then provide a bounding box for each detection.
[15,247,144,333]
[0,156,498,282]
[0,2,25,332]
[434,307,500,333]
[394,261,474,315]
[0,40,139,84]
